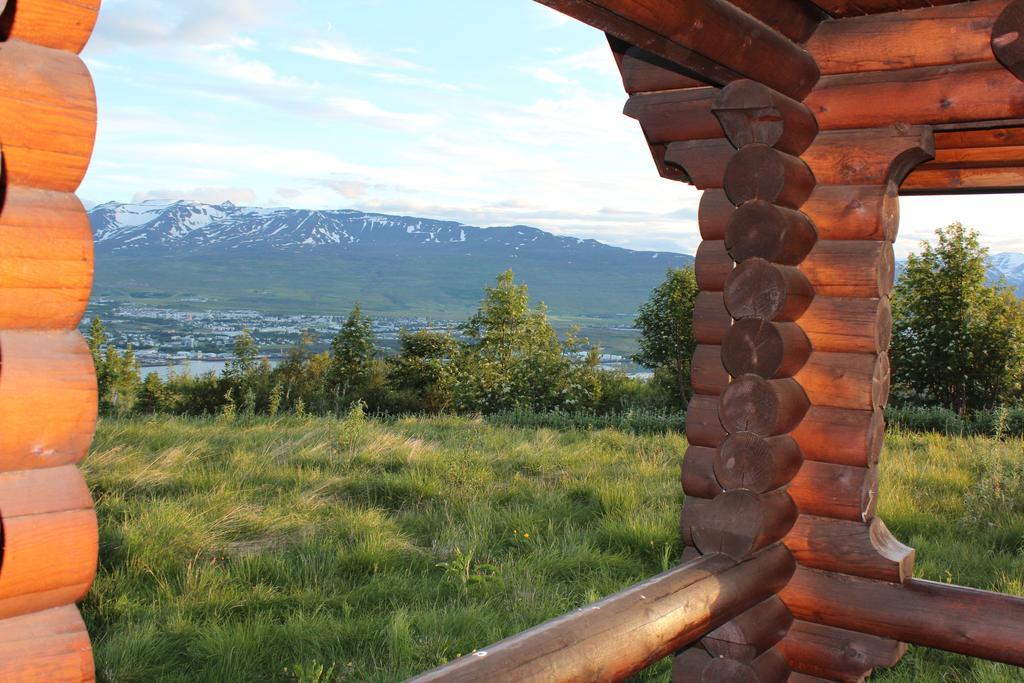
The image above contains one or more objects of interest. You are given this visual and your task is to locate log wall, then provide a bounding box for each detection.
[0,0,100,680]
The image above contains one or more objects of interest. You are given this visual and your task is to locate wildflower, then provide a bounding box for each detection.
[523,533,530,539]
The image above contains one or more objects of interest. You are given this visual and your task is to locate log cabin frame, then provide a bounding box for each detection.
[1,0,1024,681]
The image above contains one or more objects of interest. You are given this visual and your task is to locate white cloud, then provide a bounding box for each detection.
[132,186,257,204]
[290,40,420,70]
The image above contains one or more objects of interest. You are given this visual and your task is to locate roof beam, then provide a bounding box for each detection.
[807,0,1009,75]
[534,0,820,99]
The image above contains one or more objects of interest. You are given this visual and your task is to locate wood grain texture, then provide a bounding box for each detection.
[608,37,710,94]
[784,515,915,583]
[801,184,899,242]
[702,596,793,661]
[725,259,815,322]
[724,144,816,209]
[693,291,733,345]
[789,460,878,522]
[800,296,893,354]
[0,187,92,329]
[714,79,819,156]
[0,606,94,682]
[0,467,97,619]
[692,489,798,560]
[719,375,810,436]
[801,240,895,298]
[692,344,730,396]
[665,139,734,189]
[791,406,885,467]
[807,62,1024,132]
[535,0,820,99]
[0,331,97,471]
[686,394,728,448]
[0,0,101,53]
[795,352,890,411]
[725,201,818,266]
[0,40,97,193]
[802,127,934,186]
[695,240,733,291]
[808,0,1009,75]
[779,620,906,683]
[782,567,1024,666]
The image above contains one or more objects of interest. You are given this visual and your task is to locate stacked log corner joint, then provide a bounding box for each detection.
[0,1,102,682]
[676,70,923,680]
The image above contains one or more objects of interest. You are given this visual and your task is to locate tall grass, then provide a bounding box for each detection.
[80,415,1024,681]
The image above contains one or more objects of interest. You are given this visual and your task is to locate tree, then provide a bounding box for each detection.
[453,270,600,412]
[224,330,262,414]
[86,316,141,414]
[328,304,377,411]
[632,267,699,407]
[891,222,1024,412]
[386,329,459,413]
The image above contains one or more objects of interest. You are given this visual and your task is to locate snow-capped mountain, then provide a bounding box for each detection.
[988,252,1024,295]
[90,200,672,259]
[87,200,693,319]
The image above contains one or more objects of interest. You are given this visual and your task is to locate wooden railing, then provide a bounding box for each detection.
[409,546,795,682]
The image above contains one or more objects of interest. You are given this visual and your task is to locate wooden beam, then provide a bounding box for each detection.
[779,620,906,683]
[411,548,796,683]
[784,516,914,583]
[0,0,101,53]
[901,164,1024,193]
[534,0,820,99]
[608,36,710,94]
[782,567,1024,666]
[807,61,1024,131]
[807,0,1010,75]
[728,0,826,43]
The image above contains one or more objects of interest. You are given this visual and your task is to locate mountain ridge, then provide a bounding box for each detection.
[88,200,693,320]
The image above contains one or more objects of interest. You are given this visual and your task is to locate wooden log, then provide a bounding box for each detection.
[725,201,818,265]
[623,87,722,143]
[724,145,816,209]
[800,297,892,354]
[933,125,1024,149]
[694,292,733,345]
[795,352,891,411]
[665,139,735,189]
[692,344,730,395]
[0,187,93,329]
[807,62,1024,132]
[714,80,819,156]
[609,37,710,94]
[782,568,1024,667]
[699,649,790,683]
[725,259,815,322]
[698,190,733,241]
[801,184,899,242]
[789,461,878,522]
[412,548,797,682]
[680,496,713,547]
[703,595,793,661]
[0,467,97,619]
[0,331,97,472]
[695,240,733,291]
[715,432,804,494]
[692,489,798,560]
[779,620,906,683]
[928,142,1024,167]
[650,141,691,183]
[0,0,101,53]
[791,407,884,467]
[0,40,96,193]
[993,0,1024,82]
[901,164,1024,193]
[802,127,934,186]
[801,241,895,298]
[0,606,94,682]
[719,376,810,436]
[681,446,723,499]
[726,0,824,44]
[784,515,915,583]
[534,0,821,100]
[808,0,1010,76]
[722,320,812,379]
[686,394,728,448]
[671,646,712,683]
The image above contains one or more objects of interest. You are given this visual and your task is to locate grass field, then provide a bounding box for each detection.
[81,415,1024,682]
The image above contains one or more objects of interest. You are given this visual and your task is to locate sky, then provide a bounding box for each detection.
[81,0,1024,258]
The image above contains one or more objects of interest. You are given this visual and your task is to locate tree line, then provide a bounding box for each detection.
[91,271,673,418]
[90,223,1024,419]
